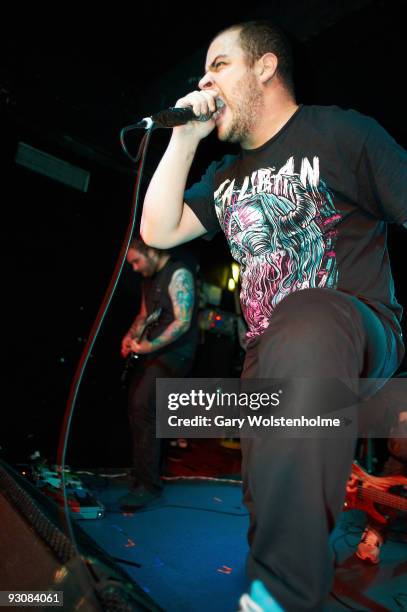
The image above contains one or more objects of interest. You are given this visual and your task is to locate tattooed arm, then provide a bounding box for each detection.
[130,268,194,354]
[128,293,148,338]
[151,267,194,349]
[121,293,147,357]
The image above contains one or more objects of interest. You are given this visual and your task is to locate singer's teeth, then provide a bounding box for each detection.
[213,98,225,119]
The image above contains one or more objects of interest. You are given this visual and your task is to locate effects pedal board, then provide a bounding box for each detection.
[29,463,105,519]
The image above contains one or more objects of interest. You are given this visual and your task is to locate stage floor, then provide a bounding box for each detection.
[74,441,406,611]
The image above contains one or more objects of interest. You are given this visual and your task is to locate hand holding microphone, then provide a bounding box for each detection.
[136,90,223,132]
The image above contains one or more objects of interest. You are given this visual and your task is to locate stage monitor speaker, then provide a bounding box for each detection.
[0,460,162,611]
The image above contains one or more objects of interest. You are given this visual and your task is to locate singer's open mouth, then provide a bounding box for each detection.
[213,98,226,122]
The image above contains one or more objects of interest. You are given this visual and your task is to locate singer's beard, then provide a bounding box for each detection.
[218,73,264,145]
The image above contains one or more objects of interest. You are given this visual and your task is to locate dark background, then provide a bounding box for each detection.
[2,0,406,467]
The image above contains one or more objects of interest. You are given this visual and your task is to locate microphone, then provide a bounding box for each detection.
[135,99,224,129]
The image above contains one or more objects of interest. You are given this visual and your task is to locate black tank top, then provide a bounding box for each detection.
[143,257,198,358]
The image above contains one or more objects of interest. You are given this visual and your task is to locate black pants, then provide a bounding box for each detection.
[127,351,193,492]
[241,288,404,611]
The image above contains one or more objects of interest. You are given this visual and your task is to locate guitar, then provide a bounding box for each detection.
[121,308,162,387]
[344,461,407,524]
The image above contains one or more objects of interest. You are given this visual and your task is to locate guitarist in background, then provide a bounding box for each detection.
[120,237,198,509]
[353,377,407,563]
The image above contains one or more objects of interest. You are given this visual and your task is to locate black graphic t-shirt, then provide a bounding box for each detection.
[184,105,407,341]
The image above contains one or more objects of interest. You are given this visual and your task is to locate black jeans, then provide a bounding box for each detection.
[240,288,404,611]
[127,350,193,492]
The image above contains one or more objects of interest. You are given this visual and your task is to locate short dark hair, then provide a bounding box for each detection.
[128,237,167,257]
[221,20,294,95]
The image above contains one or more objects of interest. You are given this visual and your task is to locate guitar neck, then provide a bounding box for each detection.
[358,486,407,511]
[134,308,162,343]
[135,323,149,342]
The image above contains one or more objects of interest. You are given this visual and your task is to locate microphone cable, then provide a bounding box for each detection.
[56,123,155,577]
[120,121,156,164]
